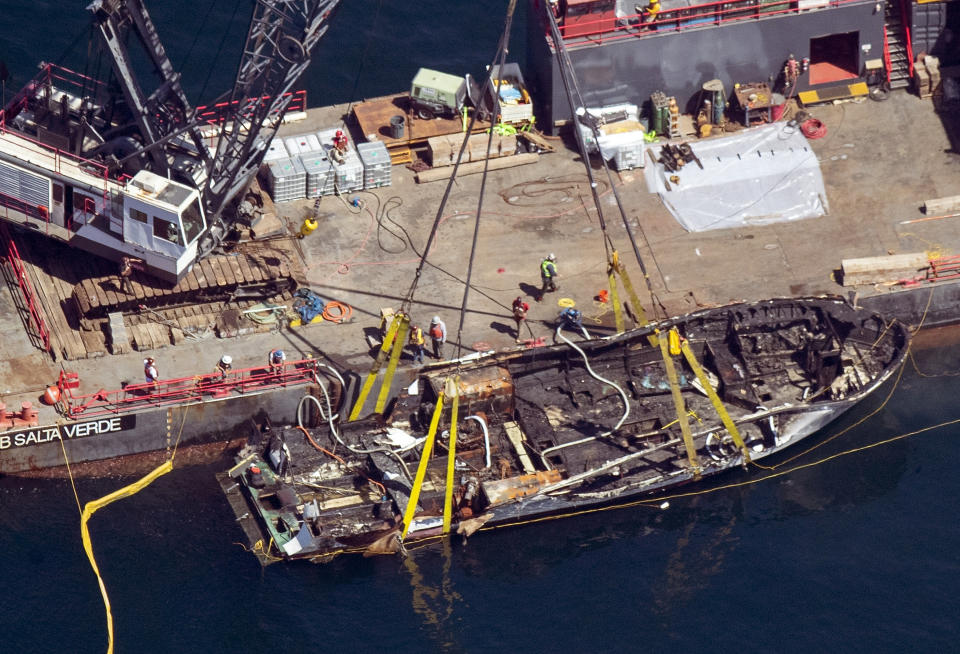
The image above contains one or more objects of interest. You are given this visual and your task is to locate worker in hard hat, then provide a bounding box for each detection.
[539,253,559,301]
[215,354,233,380]
[639,0,660,28]
[428,316,447,360]
[268,348,286,374]
[143,357,159,386]
[409,323,426,365]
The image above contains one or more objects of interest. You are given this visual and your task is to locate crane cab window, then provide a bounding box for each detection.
[153,216,181,244]
[181,199,204,244]
[130,208,148,223]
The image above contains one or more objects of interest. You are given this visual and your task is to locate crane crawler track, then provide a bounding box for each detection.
[72,246,303,320]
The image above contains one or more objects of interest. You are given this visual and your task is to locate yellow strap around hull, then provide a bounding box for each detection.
[442,378,460,535]
[402,390,446,539]
[680,338,750,461]
[658,332,701,478]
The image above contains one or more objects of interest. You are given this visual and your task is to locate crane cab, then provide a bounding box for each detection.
[118,171,206,282]
[68,170,206,283]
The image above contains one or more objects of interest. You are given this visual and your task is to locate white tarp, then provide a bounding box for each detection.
[643,123,829,232]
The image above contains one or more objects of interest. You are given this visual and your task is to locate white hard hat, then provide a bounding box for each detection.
[432,316,440,323]
[549,253,556,261]
[220,355,232,365]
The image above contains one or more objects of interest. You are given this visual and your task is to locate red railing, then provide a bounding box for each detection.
[896,0,915,78]
[550,0,871,48]
[194,89,308,127]
[882,25,893,84]
[0,222,51,352]
[57,358,322,420]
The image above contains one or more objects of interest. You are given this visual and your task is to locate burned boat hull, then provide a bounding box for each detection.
[221,297,910,563]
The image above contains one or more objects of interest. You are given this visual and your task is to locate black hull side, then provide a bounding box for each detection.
[0,385,315,475]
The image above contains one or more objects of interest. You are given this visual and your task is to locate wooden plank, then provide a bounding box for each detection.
[217,255,237,286]
[203,259,224,289]
[227,255,245,286]
[503,421,536,474]
[235,253,253,284]
[193,261,209,289]
[924,195,960,216]
[415,153,539,183]
[841,252,928,286]
[245,255,264,282]
[211,258,229,287]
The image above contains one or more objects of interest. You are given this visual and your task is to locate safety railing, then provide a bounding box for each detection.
[57,358,321,420]
[0,222,51,353]
[897,0,915,78]
[549,0,872,48]
[882,25,893,84]
[194,89,308,127]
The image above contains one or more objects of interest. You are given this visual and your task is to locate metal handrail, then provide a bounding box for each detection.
[0,222,51,352]
[551,0,870,47]
[57,358,321,420]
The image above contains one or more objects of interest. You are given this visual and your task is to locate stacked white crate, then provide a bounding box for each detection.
[300,152,337,198]
[316,127,363,193]
[284,133,321,156]
[263,139,289,162]
[265,156,306,202]
[357,141,391,189]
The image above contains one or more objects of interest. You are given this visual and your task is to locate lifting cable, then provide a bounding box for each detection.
[543,7,665,321]
[452,0,517,360]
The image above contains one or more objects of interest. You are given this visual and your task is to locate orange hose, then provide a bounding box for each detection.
[322,301,352,323]
[296,425,345,464]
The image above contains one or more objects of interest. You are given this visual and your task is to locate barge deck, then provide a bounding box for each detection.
[0,89,957,474]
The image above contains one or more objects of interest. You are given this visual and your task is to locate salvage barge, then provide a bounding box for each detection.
[220,296,909,563]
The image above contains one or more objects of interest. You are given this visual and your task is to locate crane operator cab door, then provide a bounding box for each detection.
[120,170,206,283]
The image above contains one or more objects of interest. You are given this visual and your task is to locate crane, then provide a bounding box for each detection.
[0,0,341,282]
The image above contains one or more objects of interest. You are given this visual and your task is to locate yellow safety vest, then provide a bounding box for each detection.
[410,327,424,346]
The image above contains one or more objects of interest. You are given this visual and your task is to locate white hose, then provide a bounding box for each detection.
[297,383,414,480]
[465,415,491,469]
[556,325,631,435]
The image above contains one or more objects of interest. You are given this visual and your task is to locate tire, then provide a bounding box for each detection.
[417,107,435,120]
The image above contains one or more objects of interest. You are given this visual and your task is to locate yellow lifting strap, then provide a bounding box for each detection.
[658,331,702,479]
[349,313,408,421]
[442,377,460,535]
[374,315,410,414]
[679,337,751,462]
[610,251,657,347]
[82,459,174,654]
[401,388,446,540]
[608,267,625,334]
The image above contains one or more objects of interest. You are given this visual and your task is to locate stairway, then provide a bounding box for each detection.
[884,0,913,90]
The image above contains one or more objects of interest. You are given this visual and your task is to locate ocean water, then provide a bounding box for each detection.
[1,328,958,653]
[2,3,960,652]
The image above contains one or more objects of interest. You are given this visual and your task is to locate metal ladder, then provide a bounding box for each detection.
[884,0,913,90]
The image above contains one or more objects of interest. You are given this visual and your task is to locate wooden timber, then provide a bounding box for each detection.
[352,93,492,165]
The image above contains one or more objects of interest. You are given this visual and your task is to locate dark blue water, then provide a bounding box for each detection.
[2,3,960,652]
[2,330,959,652]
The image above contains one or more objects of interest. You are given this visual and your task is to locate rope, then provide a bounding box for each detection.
[322,301,352,323]
[800,118,827,139]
